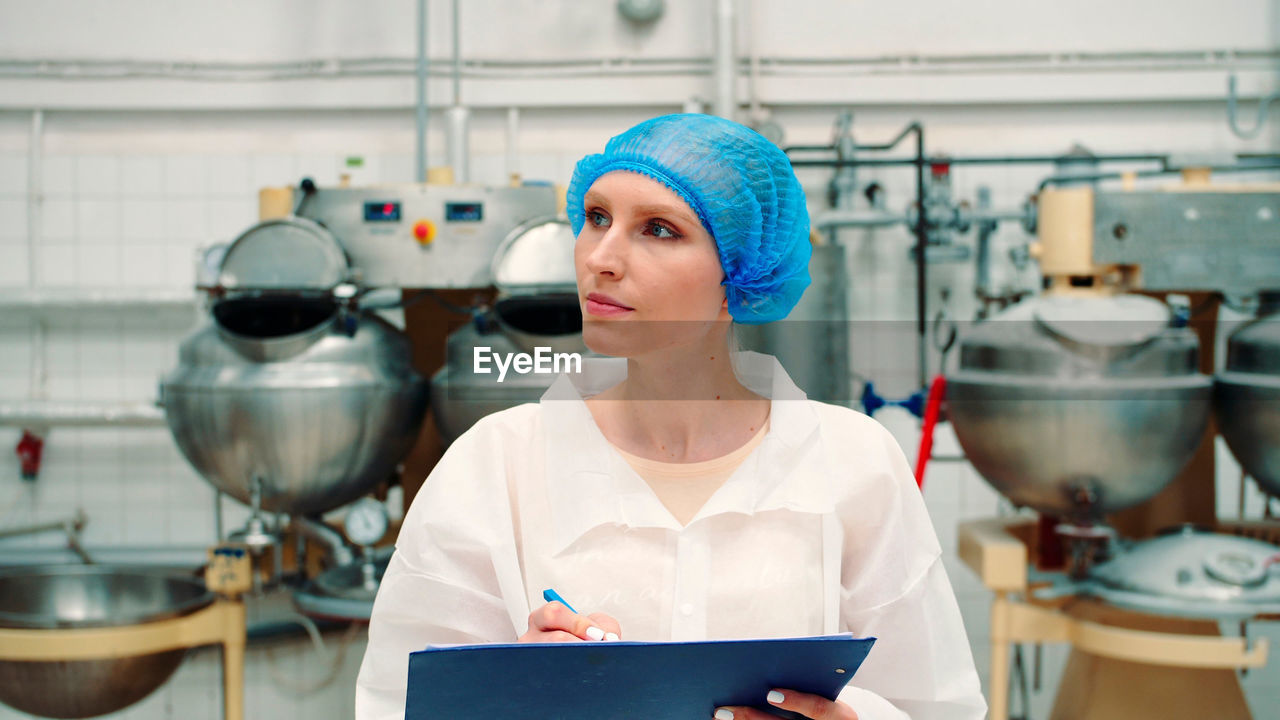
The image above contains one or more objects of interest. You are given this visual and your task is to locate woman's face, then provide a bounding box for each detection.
[575,170,730,357]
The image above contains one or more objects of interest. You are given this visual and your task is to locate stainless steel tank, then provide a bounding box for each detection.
[947,294,1212,521]
[431,217,587,444]
[1217,301,1280,498]
[163,217,429,516]
[0,566,213,719]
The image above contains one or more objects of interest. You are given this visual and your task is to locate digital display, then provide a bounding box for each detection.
[445,202,483,222]
[363,201,402,222]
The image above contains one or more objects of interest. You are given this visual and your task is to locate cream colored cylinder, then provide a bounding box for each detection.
[257,187,294,221]
[1035,186,1096,277]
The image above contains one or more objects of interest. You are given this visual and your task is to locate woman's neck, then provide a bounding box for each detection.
[586,333,770,463]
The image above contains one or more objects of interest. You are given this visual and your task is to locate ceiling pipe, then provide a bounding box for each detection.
[414,0,428,183]
[713,0,737,119]
[445,0,470,183]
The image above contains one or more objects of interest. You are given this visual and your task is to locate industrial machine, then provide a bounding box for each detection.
[163,179,556,600]
[0,547,251,720]
[429,215,587,444]
[946,168,1280,720]
[0,176,556,720]
[1217,293,1280,502]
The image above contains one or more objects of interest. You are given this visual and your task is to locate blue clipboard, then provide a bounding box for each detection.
[406,633,876,719]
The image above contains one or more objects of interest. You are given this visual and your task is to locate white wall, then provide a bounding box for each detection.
[1,1,1279,718]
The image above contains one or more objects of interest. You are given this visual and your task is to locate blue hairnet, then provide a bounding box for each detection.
[566,114,811,325]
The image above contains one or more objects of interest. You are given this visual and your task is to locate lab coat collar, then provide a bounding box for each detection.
[539,351,833,555]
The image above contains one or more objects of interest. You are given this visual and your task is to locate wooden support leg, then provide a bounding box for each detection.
[222,603,246,720]
[988,592,1010,720]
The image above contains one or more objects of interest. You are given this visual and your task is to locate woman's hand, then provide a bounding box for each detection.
[517,601,622,643]
[713,689,858,720]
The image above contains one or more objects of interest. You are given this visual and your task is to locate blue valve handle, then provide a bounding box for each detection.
[861,381,927,419]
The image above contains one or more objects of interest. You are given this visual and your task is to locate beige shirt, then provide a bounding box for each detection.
[611,418,771,526]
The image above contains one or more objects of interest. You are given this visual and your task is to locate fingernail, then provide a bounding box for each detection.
[714,710,734,720]
[605,632,620,641]
[767,690,785,704]
[585,626,605,641]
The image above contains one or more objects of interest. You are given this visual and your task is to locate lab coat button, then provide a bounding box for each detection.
[680,603,694,616]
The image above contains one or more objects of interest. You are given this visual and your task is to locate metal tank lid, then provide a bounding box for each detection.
[1086,527,1280,619]
[1225,311,1280,375]
[218,216,351,292]
[956,294,1198,377]
[1033,294,1170,350]
[490,216,577,295]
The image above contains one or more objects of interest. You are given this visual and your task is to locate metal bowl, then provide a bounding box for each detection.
[0,566,214,719]
[163,310,429,516]
[1216,311,1280,497]
[947,295,1212,520]
[292,547,394,621]
[431,323,560,445]
[948,374,1212,518]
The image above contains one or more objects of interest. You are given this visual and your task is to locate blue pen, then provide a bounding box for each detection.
[542,588,578,614]
[542,588,617,641]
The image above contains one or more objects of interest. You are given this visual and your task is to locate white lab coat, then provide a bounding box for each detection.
[356,352,987,720]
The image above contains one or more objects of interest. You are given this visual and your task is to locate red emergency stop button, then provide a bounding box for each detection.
[413,219,436,245]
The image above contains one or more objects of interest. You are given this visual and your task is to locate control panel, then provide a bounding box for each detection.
[299,184,557,289]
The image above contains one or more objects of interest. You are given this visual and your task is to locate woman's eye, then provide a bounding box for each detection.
[646,221,679,239]
[587,210,610,227]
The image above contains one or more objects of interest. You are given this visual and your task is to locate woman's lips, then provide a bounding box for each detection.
[585,292,634,317]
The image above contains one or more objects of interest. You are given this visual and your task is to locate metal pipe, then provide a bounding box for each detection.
[804,119,930,388]
[0,510,90,564]
[812,209,905,230]
[913,124,928,389]
[831,111,857,210]
[451,0,461,107]
[214,490,225,542]
[7,48,1277,83]
[0,514,78,540]
[786,151,1172,167]
[746,0,761,119]
[0,288,196,311]
[814,206,1022,231]
[1036,162,1280,191]
[28,111,47,410]
[0,401,165,427]
[291,517,355,568]
[445,0,469,183]
[414,0,428,183]
[0,545,208,568]
[713,0,736,118]
[1226,73,1280,140]
[29,320,46,405]
[505,107,520,183]
[446,105,470,183]
[27,110,41,290]
[975,186,994,300]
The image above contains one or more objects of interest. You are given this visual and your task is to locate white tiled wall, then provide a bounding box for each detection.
[1,102,1279,718]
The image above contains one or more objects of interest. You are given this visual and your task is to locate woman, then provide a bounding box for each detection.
[356,114,986,720]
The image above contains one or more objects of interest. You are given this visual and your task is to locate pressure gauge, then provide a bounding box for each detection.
[344,497,389,546]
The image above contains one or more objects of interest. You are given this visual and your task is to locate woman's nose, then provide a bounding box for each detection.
[583,226,626,277]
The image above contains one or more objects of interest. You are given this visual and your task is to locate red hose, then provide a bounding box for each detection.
[913,375,947,490]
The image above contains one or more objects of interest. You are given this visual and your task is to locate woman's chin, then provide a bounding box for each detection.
[582,324,643,358]
[583,322,719,359]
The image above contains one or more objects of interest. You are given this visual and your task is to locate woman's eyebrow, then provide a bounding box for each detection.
[583,191,609,208]
[631,204,698,226]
